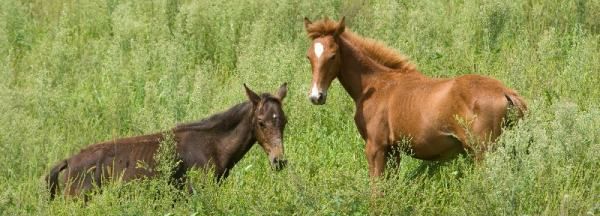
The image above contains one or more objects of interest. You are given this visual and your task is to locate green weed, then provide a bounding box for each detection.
[0,0,598,215]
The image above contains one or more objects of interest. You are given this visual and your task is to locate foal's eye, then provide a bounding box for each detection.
[258,120,266,128]
[329,54,336,60]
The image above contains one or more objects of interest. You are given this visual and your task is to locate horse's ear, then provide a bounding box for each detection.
[244,84,260,106]
[335,16,346,37]
[276,82,288,100]
[304,17,312,31]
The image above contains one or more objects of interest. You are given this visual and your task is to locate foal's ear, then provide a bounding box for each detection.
[244,84,260,106]
[276,82,288,100]
[334,16,346,37]
[303,17,312,31]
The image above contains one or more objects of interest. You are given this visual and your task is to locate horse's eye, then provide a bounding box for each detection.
[258,120,266,128]
[329,54,336,60]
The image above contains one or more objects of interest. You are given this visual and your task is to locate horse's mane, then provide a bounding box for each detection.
[306,18,416,72]
[175,102,252,132]
[306,18,340,39]
[175,93,281,132]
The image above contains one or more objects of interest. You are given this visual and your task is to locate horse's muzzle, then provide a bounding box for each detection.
[309,92,327,105]
[271,158,288,171]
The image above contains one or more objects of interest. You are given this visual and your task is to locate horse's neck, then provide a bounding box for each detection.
[217,111,257,169]
[176,106,257,171]
[338,37,390,103]
[338,37,424,104]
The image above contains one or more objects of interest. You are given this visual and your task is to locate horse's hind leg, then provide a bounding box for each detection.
[467,94,509,159]
[64,175,93,202]
[83,169,100,203]
[469,112,504,161]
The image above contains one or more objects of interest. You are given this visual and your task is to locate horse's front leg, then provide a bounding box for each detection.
[366,139,387,200]
[366,139,386,178]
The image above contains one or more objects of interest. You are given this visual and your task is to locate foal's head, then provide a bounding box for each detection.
[244,83,288,171]
[303,17,345,105]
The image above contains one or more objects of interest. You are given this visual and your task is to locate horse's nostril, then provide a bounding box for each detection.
[309,96,320,104]
[272,158,287,170]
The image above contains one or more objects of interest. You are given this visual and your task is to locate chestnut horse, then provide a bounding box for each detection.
[303,17,527,178]
[46,83,288,199]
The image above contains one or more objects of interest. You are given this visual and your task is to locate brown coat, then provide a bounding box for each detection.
[46,84,288,199]
[304,17,526,177]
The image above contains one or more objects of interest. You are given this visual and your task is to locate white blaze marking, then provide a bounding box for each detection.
[273,114,277,119]
[310,83,320,98]
[314,42,324,59]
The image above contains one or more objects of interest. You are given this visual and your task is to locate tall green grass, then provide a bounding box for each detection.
[0,0,598,215]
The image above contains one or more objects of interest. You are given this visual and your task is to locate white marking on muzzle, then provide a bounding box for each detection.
[314,42,324,59]
[310,83,320,99]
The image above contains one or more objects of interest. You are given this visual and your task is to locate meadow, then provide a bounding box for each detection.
[0,0,599,215]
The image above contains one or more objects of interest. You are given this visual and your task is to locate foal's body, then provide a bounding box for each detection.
[47,84,288,199]
[304,17,526,177]
[51,106,255,197]
[356,72,522,160]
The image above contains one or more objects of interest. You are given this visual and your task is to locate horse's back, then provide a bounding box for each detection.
[62,133,164,195]
[380,73,524,159]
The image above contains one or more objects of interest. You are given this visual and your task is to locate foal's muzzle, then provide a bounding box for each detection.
[309,92,327,105]
[271,158,288,171]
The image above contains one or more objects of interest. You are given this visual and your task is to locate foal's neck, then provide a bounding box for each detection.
[175,102,257,170]
[338,36,423,104]
[217,104,257,169]
[337,37,390,103]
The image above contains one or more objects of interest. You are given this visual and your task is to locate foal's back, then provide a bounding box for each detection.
[62,133,164,196]
[379,73,525,159]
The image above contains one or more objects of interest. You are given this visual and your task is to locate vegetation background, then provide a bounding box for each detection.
[1,0,598,215]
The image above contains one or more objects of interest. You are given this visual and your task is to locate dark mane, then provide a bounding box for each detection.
[174,93,281,132]
[175,101,253,132]
[259,93,282,105]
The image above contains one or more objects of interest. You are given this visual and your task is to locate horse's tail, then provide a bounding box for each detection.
[504,92,528,127]
[46,160,67,200]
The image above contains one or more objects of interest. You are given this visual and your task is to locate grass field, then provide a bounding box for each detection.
[1,0,599,215]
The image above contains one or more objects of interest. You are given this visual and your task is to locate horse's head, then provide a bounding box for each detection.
[304,17,345,105]
[244,83,288,171]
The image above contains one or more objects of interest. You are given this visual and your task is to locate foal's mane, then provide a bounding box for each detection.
[175,93,281,132]
[175,102,252,132]
[306,18,416,72]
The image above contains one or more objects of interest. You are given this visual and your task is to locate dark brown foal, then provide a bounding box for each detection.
[46,83,288,199]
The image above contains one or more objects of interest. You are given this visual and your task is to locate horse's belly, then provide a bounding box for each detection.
[402,134,464,161]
